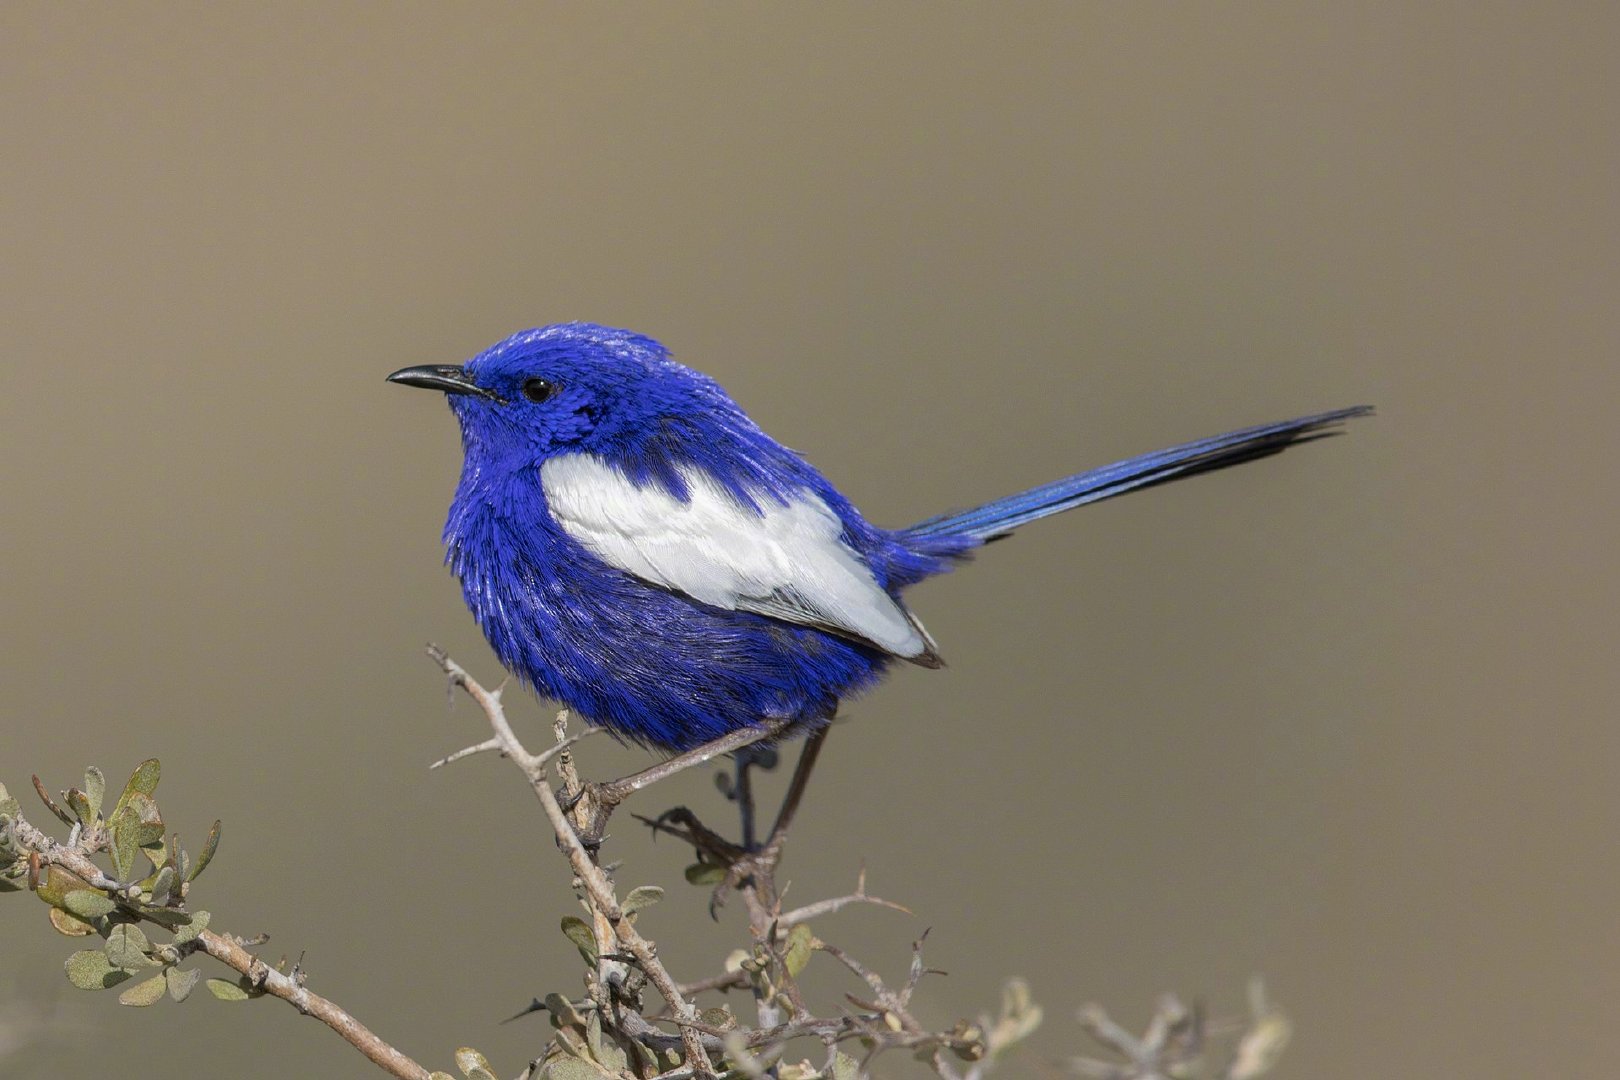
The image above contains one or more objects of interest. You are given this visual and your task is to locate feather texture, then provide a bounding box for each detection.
[541,453,935,660]
[392,322,1369,750]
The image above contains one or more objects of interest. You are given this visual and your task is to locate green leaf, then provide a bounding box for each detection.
[454,1047,499,1080]
[66,788,95,828]
[173,910,211,944]
[205,977,250,1001]
[830,1051,860,1080]
[559,916,598,965]
[82,767,105,819]
[37,866,93,910]
[584,1010,627,1072]
[543,991,585,1029]
[119,973,167,1007]
[63,889,115,920]
[622,885,664,916]
[65,949,133,990]
[684,861,726,885]
[782,923,814,978]
[699,1006,735,1030]
[112,759,161,820]
[541,1060,612,1080]
[123,792,165,848]
[137,905,196,929]
[165,966,201,1003]
[110,807,139,881]
[149,865,177,905]
[105,923,158,969]
[0,782,20,822]
[188,820,221,882]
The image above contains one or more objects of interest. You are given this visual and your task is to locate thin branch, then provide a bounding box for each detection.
[601,720,793,806]
[777,864,912,928]
[677,969,751,997]
[13,823,431,1080]
[194,928,429,1080]
[426,646,717,1078]
[429,737,504,770]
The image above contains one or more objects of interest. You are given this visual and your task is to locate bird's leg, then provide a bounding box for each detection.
[567,719,795,848]
[726,744,780,852]
[711,726,830,918]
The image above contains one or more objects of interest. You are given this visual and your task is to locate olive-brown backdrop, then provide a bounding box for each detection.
[4,4,1616,1078]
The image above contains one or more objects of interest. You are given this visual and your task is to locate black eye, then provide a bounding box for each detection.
[521,377,559,404]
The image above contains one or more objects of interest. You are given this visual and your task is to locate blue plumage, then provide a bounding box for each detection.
[390,323,1368,752]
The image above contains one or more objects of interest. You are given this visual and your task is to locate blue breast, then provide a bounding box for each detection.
[445,472,895,751]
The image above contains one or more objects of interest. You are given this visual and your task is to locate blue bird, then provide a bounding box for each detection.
[390,323,1368,758]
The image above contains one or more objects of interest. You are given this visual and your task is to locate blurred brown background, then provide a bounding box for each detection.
[3,4,1616,1077]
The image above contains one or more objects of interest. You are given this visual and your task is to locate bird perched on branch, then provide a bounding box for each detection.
[391,323,1368,755]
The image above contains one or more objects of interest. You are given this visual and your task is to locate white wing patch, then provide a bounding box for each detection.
[541,453,933,659]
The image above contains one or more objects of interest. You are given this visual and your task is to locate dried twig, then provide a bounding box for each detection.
[426,645,717,1077]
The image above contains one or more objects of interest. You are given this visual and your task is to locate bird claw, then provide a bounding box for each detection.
[558,779,627,851]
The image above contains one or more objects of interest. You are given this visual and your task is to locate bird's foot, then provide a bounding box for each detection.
[633,806,756,917]
[715,743,780,851]
[559,778,632,851]
[637,806,746,862]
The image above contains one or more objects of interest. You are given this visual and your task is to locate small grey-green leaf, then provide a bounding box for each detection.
[622,885,664,916]
[0,782,19,822]
[188,820,221,882]
[594,1039,626,1074]
[205,977,250,1001]
[110,807,138,881]
[173,910,211,944]
[124,792,165,848]
[64,889,115,919]
[119,973,167,1007]
[454,1047,498,1080]
[114,759,161,819]
[684,861,726,885]
[586,1009,625,1071]
[559,916,598,965]
[137,905,194,929]
[782,923,814,978]
[82,767,105,818]
[543,991,584,1029]
[541,1060,613,1080]
[66,788,95,828]
[831,1051,860,1080]
[165,966,201,1003]
[65,949,131,990]
[150,865,176,904]
[699,1006,736,1030]
[105,923,157,969]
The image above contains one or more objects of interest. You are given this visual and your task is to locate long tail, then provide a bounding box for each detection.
[901,405,1373,543]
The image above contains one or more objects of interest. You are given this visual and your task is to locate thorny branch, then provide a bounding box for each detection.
[1,647,1292,1080]
[424,646,1040,1080]
[4,794,435,1080]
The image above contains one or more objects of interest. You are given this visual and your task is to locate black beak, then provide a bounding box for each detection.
[386,365,504,402]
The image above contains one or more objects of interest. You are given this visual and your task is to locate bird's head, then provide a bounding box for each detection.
[389,323,735,470]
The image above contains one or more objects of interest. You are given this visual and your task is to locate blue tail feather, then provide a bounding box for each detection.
[902,406,1373,543]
